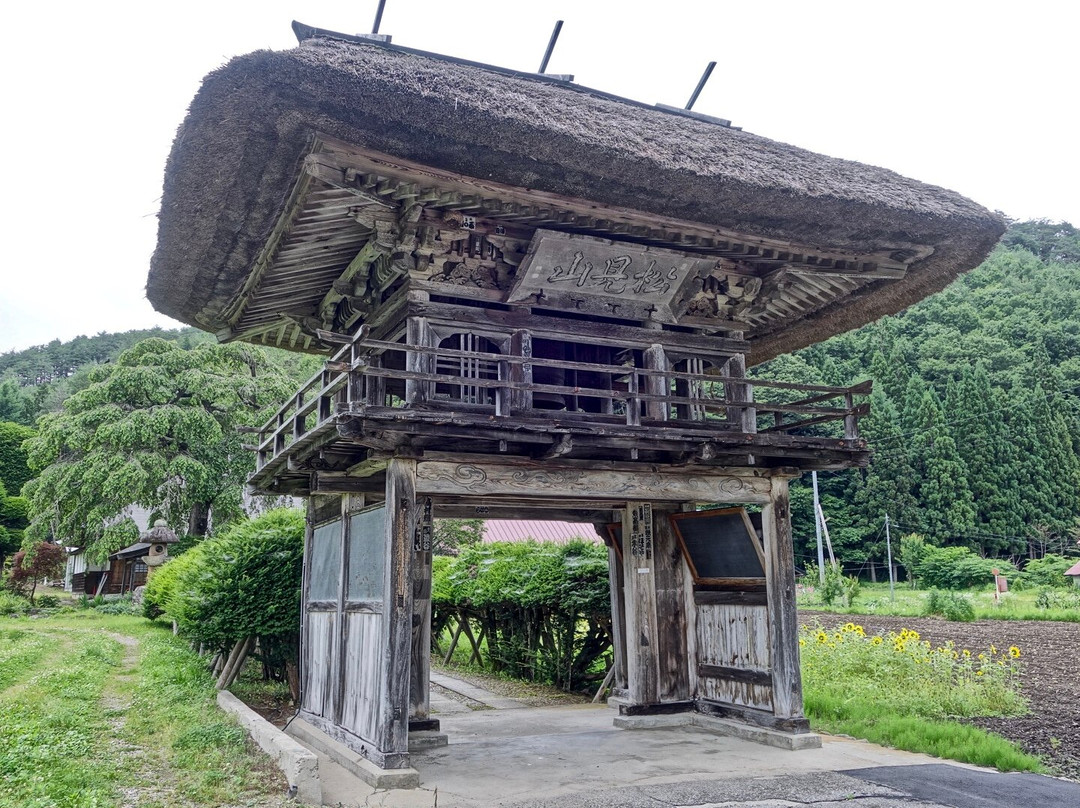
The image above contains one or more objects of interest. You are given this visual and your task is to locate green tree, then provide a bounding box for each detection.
[911,390,976,542]
[854,390,918,555]
[0,421,34,495]
[432,519,485,555]
[23,339,294,560]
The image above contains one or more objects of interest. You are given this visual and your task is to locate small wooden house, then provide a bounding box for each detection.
[147,24,1003,780]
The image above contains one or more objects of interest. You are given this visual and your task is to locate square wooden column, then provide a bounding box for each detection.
[376,458,418,762]
[409,497,436,729]
[620,502,690,710]
[761,475,805,720]
[621,502,659,705]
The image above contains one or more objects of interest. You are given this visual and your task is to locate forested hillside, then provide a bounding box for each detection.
[755,220,1080,572]
[0,327,214,424]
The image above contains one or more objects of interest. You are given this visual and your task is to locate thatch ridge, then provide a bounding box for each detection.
[148,36,1004,361]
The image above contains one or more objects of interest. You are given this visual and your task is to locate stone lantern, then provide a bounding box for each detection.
[141,519,179,568]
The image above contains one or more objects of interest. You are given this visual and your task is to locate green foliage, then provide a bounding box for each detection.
[433,540,611,689]
[432,518,485,555]
[22,338,296,559]
[1017,554,1076,589]
[917,546,1015,590]
[924,590,977,622]
[34,594,60,609]
[898,533,930,588]
[1034,588,1080,610]
[0,592,30,616]
[146,509,304,669]
[0,422,33,495]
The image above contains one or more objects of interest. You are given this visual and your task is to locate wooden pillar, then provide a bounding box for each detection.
[621,502,659,705]
[410,497,434,726]
[643,344,669,422]
[762,475,804,719]
[377,458,417,762]
[653,512,689,702]
[405,317,429,406]
[602,532,628,693]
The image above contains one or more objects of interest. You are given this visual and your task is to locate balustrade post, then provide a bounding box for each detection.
[843,392,858,440]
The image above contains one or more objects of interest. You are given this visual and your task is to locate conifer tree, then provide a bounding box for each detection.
[912,390,976,543]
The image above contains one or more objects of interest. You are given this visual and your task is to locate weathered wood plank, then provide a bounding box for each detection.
[763,476,804,720]
[414,461,773,503]
[377,459,417,758]
[653,516,689,701]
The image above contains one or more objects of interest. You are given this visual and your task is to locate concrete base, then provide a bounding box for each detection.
[287,717,421,790]
[409,730,449,751]
[216,691,321,805]
[614,710,822,751]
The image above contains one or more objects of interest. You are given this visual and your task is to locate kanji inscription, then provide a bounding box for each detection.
[507,230,713,323]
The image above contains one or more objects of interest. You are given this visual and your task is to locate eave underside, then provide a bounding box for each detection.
[218,138,929,358]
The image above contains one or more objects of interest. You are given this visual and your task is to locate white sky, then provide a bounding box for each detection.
[1,0,1077,354]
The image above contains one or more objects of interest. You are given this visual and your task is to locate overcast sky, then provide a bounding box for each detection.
[2,0,1077,354]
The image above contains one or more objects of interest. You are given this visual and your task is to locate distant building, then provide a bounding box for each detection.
[1066,560,1080,588]
[482,520,599,545]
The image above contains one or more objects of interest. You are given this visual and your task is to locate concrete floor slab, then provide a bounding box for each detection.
[309,701,1003,807]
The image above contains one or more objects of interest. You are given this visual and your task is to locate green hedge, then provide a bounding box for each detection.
[143,508,304,671]
[432,540,611,689]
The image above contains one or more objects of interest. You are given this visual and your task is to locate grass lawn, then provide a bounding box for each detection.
[0,611,289,808]
[798,581,1080,622]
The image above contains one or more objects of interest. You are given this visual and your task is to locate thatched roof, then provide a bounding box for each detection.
[148,29,1004,363]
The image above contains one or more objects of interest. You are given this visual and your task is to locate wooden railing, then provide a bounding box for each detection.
[253,327,870,472]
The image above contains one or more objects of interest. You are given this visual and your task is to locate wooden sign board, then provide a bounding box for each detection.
[507,230,713,323]
[670,507,766,585]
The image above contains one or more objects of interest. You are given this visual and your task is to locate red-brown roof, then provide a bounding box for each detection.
[482,520,600,545]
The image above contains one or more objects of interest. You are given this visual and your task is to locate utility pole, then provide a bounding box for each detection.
[812,471,825,583]
[885,514,895,602]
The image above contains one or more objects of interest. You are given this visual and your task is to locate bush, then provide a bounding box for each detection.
[924,590,976,622]
[145,509,304,673]
[1017,554,1075,590]
[94,595,140,615]
[35,594,60,609]
[1034,588,1080,610]
[808,563,860,608]
[918,546,1014,590]
[0,590,29,615]
[433,540,610,689]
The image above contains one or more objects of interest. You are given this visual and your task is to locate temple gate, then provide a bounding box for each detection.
[147,21,1004,781]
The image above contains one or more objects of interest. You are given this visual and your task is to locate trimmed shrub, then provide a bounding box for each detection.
[144,508,304,673]
[433,540,610,689]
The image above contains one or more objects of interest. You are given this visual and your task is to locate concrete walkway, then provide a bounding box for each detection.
[307,673,1080,808]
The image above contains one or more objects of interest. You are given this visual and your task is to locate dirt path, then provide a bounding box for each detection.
[803,612,1080,781]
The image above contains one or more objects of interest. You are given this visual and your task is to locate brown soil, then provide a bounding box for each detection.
[803,612,1080,781]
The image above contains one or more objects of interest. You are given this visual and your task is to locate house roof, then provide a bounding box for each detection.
[1065,561,1080,577]
[148,26,1004,363]
[110,542,152,560]
[482,520,600,545]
